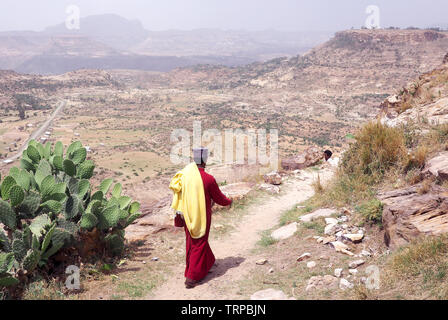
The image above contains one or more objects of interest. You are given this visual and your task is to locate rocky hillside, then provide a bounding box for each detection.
[377,54,448,249]
[152,29,448,121]
[0,69,120,112]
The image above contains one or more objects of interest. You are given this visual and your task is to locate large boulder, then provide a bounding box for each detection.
[281,146,323,170]
[379,184,448,249]
[422,152,448,181]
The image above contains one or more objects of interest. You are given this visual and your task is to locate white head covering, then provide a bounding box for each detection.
[193,147,209,165]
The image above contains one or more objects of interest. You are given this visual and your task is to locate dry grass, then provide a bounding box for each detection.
[379,235,448,299]
[417,178,433,194]
[312,174,324,194]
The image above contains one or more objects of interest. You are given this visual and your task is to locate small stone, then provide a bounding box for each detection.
[341,224,348,229]
[339,278,354,290]
[316,237,324,243]
[334,268,343,278]
[360,250,371,257]
[360,277,367,284]
[324,223,337,235]
[338,216,348,222]
[322,236,336,244]
[250,288,292,300]
[151,257,159,261]
[307,261,317,268]
[271,222,298,240]
[325,218,338,225]
[142,261,146,264]
[263,171,282,185]
[342,233,364,243]
[300,208,337,222]
[297,253,312,262]
[349,269,358,275]
[349,259,365,268]
[256,259,268,265]
[330,241,354,256]
[268,268,274,274]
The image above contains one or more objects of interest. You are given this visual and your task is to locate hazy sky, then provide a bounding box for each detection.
[0,0,445,32]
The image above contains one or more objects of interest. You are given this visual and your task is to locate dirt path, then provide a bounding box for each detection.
[2,100,67,164]
[148,167,334,300]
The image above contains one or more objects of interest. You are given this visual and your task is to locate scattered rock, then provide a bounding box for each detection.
[142,261,146,264]
[297,252,312,262]
[342,233,364,243]
[325,218,338,225]
[339,278,354,290]
[334,268,343,278]
[271,222,298,240]
[330,241,354,256]
[338,216,348,223]
[324,223,338,235]
[151,257,159,261]
[349,269,358,275]
[250,288,294,300]
[349,259,365,269]
[268,268,274,274]
[306,275,339,292]
[256,259,268,265]
[300,208,337,222]
[322,236,336,244]
[258,183,280,194]
[307,261,317,269]
[360,250,371,257]
[263,171,282,185]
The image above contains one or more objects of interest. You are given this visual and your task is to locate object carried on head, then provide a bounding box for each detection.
[193,147,209,165]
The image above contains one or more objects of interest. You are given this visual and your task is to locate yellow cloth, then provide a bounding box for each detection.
[169,162,206,239]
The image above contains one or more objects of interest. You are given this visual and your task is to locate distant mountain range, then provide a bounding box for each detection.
[0,14,333,75]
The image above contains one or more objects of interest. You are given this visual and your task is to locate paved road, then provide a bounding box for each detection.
[2,100,67,164]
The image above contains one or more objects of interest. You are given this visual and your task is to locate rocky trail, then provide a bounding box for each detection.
[147,168,334,300]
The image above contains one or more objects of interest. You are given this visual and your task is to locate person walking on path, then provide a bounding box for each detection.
[169,147,232,288]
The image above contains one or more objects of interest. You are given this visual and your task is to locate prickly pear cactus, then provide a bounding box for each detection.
[0,139,142,289]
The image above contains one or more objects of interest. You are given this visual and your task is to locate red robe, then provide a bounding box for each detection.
[176,167,232,281]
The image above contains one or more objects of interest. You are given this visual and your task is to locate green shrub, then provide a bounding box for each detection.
[356,198,383,225]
